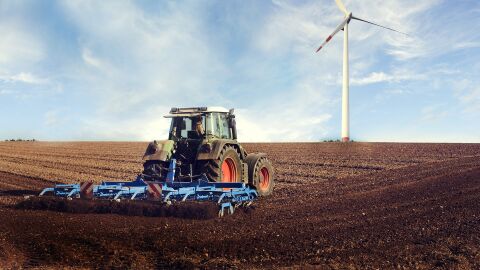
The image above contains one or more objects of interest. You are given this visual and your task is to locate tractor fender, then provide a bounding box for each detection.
[244,153,267,184]
[196,140,246,161]
[142,140,174,161]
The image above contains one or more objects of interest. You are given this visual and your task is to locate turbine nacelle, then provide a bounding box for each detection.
[345,12,353,21]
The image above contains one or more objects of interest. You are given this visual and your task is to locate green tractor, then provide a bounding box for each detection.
[142,107,274,196]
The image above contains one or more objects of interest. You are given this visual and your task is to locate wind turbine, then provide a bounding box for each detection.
[316,0,408,142]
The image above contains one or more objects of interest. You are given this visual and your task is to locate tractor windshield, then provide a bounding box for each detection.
[168,113,232,140]
[169,115,206,140]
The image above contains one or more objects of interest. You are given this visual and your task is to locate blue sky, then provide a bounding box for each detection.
[0,0,479,142]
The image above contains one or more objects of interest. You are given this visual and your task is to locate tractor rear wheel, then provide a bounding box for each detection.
[202,146,242,182]
[142,160,168,181]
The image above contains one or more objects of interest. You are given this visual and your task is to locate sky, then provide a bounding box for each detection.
[0,0,479,142]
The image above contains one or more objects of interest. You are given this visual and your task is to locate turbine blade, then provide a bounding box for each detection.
[335,0,349,15]
[316,17,350,52]
[351,16,409,36]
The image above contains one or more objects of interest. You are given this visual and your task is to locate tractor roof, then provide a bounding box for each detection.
[165,106,231,118]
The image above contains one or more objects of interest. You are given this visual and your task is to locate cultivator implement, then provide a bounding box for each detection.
[39,160,258,217]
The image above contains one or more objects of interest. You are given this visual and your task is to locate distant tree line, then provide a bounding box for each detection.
[322,139,355,142]
[4,139,37,142]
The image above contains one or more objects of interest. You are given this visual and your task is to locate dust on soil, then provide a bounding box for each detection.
[0,142,479,269]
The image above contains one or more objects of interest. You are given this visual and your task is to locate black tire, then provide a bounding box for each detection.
[142,160,168,181]
[246,155,274,196]
[201,146,243,182]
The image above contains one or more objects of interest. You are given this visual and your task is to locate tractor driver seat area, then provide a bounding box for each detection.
[187,130,202,139]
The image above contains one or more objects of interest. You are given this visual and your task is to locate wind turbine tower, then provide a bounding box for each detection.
[316,0,407,142]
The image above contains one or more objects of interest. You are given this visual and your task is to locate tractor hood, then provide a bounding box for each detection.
[143,140,174,161]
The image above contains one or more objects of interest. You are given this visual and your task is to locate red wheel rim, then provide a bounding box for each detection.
[221,158,237,182]
[259,167,270,191]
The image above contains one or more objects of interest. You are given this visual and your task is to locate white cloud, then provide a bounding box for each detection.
[351,72,393,85]
[451,79,480,113]
[81,48,110,72]
[236,108,331,142]
[0,89,15,95]
[78,106,171,141]
[238,1,342,141]
[0,70,61,100]
[460,88,480,112]
[350,69,429,86]
[60,1,228,116]
[0,6,58,102]
[44,110,60,126]
[382,0,480,60]
[420,104,448,121]
[61,3,244,140]
[384,89,406,95]
[453,41,480,50]
[0,72,49,84]
[0,22,44,67]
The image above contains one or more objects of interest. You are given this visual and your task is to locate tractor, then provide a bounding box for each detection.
[141,107,274,196]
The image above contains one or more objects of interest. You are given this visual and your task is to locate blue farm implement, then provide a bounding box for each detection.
[39,159,258,217]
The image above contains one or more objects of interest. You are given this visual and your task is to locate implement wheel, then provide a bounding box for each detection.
[246,154,274,196]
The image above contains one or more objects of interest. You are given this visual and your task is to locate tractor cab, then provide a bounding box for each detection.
[166,107,237,141]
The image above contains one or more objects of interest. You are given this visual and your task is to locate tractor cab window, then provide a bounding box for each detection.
[205,113,219,138]
[204,113,232,139]
[219,113,232,139]
[170,116,205,140]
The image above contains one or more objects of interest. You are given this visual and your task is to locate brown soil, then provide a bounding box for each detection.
[15,197,219,220]
[0,142,479,269]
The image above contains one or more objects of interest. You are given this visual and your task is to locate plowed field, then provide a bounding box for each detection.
[0,142,479,269]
